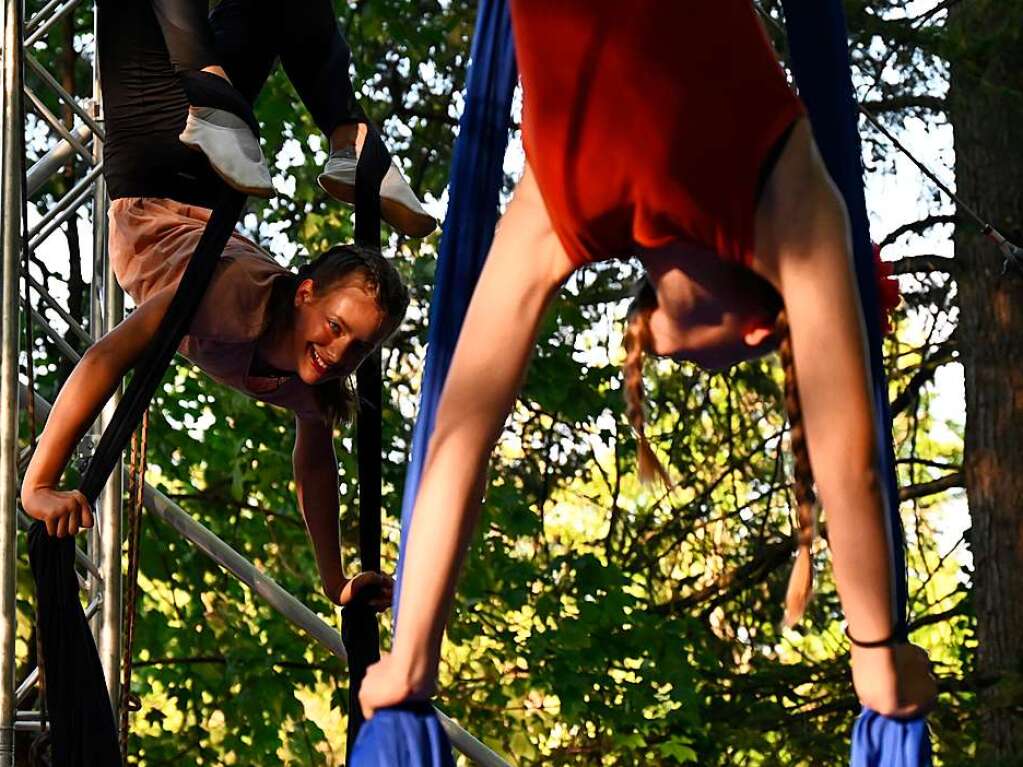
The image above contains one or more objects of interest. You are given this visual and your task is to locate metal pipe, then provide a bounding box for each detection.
[26,124,91,197]
[24,0,85,47]
[0,0,25,762]
[24,55,103,140]
[24,0,68,33]
[25,272,91,345]
[143,486,510,766]
[92,106,122,706]
[23,85,94,165]
[26,161,102,243]
[27,185,90,252]
[30,305,80,363]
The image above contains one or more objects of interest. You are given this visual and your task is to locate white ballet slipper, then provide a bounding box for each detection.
[179,107,274,198]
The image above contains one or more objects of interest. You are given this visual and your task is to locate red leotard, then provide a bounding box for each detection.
[509,0,805,267]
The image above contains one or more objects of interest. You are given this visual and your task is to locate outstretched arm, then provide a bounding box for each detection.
[292,416,391,611]
[22,287,176,536]
[359,165,576,712]
[752,119,935,717]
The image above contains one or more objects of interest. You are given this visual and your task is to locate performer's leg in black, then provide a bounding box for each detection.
[149,0,220,73]
[95,0,220,205]
[147,0,273,196]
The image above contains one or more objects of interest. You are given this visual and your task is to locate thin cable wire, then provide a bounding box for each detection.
[756,1,1021,271]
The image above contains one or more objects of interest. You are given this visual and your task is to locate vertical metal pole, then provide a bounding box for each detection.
[94,176,122,709]
[89,10,123,710]
[0,0,25,762]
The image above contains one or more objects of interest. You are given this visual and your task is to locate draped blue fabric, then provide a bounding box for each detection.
[350,704,458,766]
[349,1,517,763]
[852,708,932,767]
[780,2,932,764]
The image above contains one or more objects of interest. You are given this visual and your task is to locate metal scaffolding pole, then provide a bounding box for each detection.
[0,0,24,762]
[91,84,123,708]
[25,123,92,197]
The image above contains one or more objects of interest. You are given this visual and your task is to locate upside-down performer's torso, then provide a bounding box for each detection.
[510,0,805,268]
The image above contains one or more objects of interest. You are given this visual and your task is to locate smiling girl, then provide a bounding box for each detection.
[20,0,413,611]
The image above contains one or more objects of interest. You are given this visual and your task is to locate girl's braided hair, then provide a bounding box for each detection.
[623,277,816,625]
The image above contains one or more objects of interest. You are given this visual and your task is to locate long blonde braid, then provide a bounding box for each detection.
[623,284,671,486]
[775,309,818,626]
[622,282,817,624]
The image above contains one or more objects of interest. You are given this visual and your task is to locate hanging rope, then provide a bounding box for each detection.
[119,410,149,762]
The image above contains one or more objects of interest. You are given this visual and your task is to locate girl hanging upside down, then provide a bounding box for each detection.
[21,0,416,611]
[359,1,938,719]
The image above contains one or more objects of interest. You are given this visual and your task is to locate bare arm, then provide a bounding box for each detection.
[293,415,391,610]
[21,287,176,536]
[363,165,575,703]
[293,417,346,600]
[752,119,935,716]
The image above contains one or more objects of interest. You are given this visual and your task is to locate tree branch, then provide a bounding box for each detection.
[907,601,968,632]
[862,94,947,115]
[890,339,957,417]
[649,538,793,615]
[890,254,958,277]
[880,215,957,248]
[899,471,964,501]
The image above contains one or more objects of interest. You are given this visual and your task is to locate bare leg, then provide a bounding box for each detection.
[358,165,575,710]
[330,122,360,152]
[750,118,933,715]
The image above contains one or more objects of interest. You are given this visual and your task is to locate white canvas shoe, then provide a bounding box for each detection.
[179,107,274,198]
[318,147,437,238]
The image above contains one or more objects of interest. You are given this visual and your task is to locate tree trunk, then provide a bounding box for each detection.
[948,1,1023,760]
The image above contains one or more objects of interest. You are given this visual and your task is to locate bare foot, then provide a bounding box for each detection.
[330,121,363,153]
[201,65,232,85]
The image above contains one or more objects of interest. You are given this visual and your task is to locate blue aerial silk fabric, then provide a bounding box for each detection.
[349,1,518,763]
[350,704,458,767]
[780,2,932,765]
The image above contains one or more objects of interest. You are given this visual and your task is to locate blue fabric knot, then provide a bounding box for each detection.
[851,707,932,767]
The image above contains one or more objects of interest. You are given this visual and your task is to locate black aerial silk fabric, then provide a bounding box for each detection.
[28,187,246,767]
[342,121,390,759]
[28,525,120,767]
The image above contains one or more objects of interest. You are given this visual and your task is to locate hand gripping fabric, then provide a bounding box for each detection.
[779,2,932,764]
[349,1,518,764]
[28,186,246,767]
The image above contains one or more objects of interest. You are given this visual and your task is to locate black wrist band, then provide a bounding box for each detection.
[845,625,897,648]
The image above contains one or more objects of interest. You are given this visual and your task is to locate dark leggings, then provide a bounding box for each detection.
[98,0,364,206]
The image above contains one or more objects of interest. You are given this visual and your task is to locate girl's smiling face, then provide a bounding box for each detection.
[290,276,390,385]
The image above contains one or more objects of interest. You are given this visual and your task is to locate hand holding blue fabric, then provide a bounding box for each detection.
[358,650,436,720]
[851,643,937,719]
